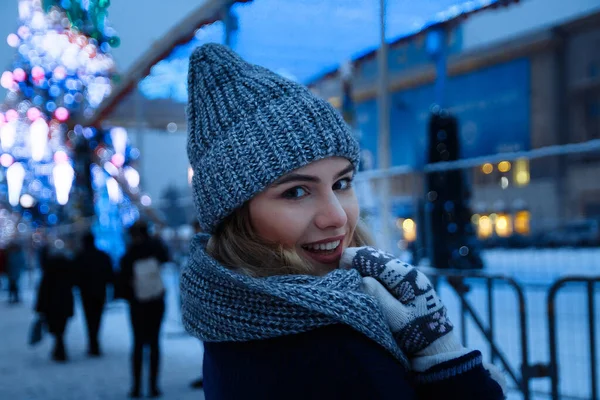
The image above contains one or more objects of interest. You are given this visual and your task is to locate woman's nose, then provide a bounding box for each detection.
[314,194,348,230]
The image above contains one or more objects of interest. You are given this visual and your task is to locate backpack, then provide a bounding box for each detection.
[132,257,164,302]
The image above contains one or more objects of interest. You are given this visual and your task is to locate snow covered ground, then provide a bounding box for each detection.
[0,269,204,400]
[0,248,598,400]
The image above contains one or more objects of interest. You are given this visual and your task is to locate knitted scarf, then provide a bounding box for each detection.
[180,234,409,368]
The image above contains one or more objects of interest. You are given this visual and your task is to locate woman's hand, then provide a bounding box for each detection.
[341,247,463,363]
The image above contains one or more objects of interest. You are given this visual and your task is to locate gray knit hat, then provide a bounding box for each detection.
[187,43,360,233]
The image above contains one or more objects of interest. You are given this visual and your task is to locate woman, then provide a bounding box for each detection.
[181,43,506,399]
[117,222,170,399]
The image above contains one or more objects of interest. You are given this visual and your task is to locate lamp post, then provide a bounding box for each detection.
[377,0,392,250]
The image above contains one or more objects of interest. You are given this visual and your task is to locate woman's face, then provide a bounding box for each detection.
[249,157,359,275]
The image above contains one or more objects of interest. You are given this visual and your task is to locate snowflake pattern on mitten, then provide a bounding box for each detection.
[346,246,454,355]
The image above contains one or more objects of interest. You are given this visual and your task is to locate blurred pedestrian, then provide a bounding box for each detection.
[0,247,6,292]
[35,241,75,362]
[6,241,26,304]
[74,232,114,356]
[117,221,170,399]
[180,44,506,399]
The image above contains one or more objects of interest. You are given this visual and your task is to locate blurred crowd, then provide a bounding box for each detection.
[0,220,202,399]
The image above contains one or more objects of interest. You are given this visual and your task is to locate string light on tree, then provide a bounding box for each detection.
[0,0,137,231]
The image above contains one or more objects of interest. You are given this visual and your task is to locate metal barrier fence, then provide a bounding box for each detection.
[420,265,600,400]
[548,277,600,400]
[422,267,533,399]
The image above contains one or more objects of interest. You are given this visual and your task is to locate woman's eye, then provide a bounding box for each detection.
[334,177,353,191]
[282,186,308,199]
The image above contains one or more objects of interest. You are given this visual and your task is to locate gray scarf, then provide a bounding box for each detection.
[180,234,409,368]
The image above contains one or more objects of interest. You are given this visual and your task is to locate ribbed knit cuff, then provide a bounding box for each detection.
[413,350,483,385]
[412,333,470,372]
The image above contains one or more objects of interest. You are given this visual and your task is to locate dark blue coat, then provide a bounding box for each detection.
[203,324,504,399]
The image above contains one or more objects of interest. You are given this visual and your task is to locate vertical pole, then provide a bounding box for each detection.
[223,2,238,48]
[487,278,495,364]
[434,30,447,109]
[134,84,144,190]
[588,281,598,400]
[548,283,560,400]
[425,29,448,267]
[377,0,391,250]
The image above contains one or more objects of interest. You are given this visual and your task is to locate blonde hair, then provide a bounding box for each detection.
[207,203,373,277]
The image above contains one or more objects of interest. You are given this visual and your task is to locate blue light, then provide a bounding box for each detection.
[447,223,457,233]
[46,101,57,112]
[444,201,454,212]
[39,203,49,214]
[49,85,61,97]
[48,214,58,225]
[130,148,140,159]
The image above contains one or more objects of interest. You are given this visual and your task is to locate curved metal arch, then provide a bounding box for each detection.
[81,0,251,128]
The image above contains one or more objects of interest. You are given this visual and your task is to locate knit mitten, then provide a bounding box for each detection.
[341,246,468,369]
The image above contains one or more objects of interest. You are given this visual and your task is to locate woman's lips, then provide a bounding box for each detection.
[301,239,344,265]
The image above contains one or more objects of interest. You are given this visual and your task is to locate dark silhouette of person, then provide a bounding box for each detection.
[74,232,114,356]
[6,241,26,304]
[117,222,170,398]
[36,242,75,362]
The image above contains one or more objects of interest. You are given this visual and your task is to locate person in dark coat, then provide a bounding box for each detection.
[117,222,170,399]
[180,44,506,400]
[36,243,75,362]
[74,232,114,356]
[6,242,26,304]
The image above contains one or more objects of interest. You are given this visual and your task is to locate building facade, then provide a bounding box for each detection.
[309,8,600,247]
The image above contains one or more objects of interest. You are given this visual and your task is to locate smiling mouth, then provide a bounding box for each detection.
[301,239,342,254]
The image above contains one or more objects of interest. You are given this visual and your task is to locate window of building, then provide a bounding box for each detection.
[513,158,530,187]
[396,217,417,242]
[514,210,531,235]
[585,94,600,140]
[477,215,493,239]
[495,214,513,237]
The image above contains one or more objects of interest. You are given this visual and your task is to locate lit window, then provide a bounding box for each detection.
[482,163,493,174]
[402,218,416,242]
[495,214,513,237]
[514,210,531,235]
[514,159,530,186]
[477,215,493,239]
[498,161,511,173]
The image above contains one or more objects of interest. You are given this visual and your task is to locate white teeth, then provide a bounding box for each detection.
[304,240,341,251]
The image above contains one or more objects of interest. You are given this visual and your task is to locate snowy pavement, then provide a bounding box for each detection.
[1,249,599,400]
[0,270,205,400]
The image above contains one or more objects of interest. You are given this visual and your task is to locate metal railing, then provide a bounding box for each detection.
[548,276,600,400]
[421,266,534,399]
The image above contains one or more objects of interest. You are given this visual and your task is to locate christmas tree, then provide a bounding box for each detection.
[0,0,130,233]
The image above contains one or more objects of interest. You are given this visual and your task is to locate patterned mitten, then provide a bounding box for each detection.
[341,246,468,369]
